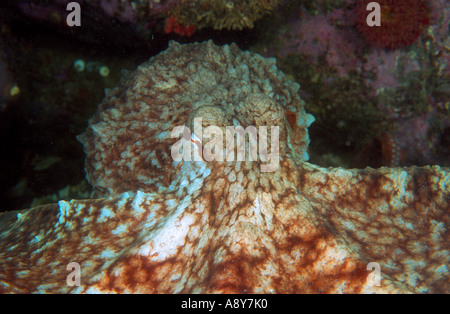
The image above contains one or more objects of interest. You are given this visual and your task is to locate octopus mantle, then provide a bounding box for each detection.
[0,41,449,293]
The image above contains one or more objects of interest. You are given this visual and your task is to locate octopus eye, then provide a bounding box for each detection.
[285,111,297,130]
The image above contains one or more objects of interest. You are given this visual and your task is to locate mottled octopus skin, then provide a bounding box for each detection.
[0,41,449,293]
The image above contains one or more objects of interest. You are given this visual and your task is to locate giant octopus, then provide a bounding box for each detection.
[0,41,448,293]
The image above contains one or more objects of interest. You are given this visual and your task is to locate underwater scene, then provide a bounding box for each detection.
[0,0,448,294]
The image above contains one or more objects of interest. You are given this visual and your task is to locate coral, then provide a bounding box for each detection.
[355,0,430,49]
[12,0,280,42]
[164,15,196,36]
[0,41,448,293]
[170,0,280,31]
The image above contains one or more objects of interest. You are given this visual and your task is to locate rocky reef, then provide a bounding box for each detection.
[255,0,450,168]
[11,0,279,38]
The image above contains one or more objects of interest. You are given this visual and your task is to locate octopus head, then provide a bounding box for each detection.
[79,41,314,196]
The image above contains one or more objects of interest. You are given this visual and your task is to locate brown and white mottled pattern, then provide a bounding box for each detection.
[0,41,448,293]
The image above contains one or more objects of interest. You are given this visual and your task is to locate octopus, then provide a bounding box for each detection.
[0,41,448,293]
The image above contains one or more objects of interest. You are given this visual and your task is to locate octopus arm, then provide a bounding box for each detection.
[299,163,450,293]
[0,191,183,293]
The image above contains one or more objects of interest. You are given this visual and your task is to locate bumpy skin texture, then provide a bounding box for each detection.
[0,42,449,293]
[79,40,313,197]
